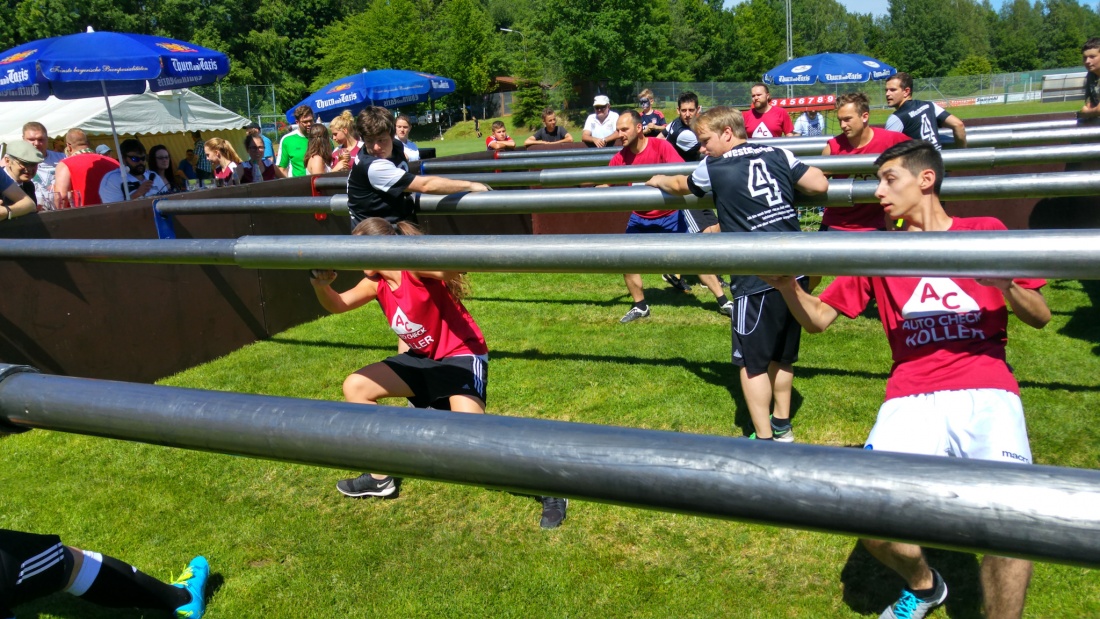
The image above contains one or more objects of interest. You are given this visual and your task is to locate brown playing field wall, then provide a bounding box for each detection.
[0,112,1095,383]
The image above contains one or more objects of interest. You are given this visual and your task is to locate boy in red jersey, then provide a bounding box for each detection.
[310,218,568,528]
[763,140,1050,619]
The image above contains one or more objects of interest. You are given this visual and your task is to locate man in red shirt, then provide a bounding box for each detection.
[763,140,1049,619]
[51,129,119,208]
[743,83,795,139]
[821,91,910,232]
[610,111,730,323]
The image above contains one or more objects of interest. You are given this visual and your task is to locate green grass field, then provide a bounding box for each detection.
[2,272,1098,618]
[424,100,1083,158]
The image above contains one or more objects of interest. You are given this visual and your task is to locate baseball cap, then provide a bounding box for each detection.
[5,141,44,164]
[95,144,112,155]
[593,95,610,107]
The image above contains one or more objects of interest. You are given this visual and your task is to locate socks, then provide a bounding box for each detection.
[633,301,649,311]
[716,294,729,307]
[74,554,190,611]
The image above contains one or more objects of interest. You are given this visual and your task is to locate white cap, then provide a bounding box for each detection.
[95,144,111,155]
[593,95,610,107]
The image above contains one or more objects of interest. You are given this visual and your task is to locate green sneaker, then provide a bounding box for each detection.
[171,556,209,618]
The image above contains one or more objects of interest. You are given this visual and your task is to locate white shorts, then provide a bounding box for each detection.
[864,389,1032,464]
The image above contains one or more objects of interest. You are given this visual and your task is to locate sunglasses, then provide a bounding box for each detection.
[126,154,146,163]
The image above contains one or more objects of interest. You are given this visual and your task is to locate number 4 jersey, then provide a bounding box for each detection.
[688,143,809,297]
[818,217,1046,401]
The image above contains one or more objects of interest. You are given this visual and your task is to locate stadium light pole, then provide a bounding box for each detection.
[500,28,527,67]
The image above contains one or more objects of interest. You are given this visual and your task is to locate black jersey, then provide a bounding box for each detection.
[688,142,809,297]
[885,99,951,150]
[664,118,701,161]
[1087,72,1100,109]
[346,140,416,226]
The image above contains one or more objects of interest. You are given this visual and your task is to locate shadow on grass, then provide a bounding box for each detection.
[840,543,983,618]
[1056,279,1100,355]
[470,285,729,310]
[14,571,224,619]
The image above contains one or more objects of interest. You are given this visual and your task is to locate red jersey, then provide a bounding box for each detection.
[824,129,911,231]
[374,272,488,359]
[332,143,361,168]
[819,217,1045,401]
[609,137,684,218]
[61,152,119,207]
[743,106,793,139]
[486,135,512,150]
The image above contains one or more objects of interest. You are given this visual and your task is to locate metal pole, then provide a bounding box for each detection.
[0,366,1097,567]
[155,170,1100,215]
[1,231,1098,279]
[431,144,1100,188]
[422,126,1100,171]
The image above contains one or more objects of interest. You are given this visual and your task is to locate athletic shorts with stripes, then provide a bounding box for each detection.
[683,208,719,232]
[730,286,805,375]
[0,529,68,616]
[382,352,488,409]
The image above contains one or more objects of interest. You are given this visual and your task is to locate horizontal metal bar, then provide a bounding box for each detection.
[2,232,1097,279]
[0,367,1096,566]
[439,144,1100,188]
[421,153,613,174]
[156,195,348,215]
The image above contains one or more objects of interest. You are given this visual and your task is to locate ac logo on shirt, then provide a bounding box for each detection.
[752,124,774,138]
[900,278,986,348]
[390,307,426,339]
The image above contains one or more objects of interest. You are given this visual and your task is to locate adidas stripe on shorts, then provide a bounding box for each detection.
[0,529,67,615]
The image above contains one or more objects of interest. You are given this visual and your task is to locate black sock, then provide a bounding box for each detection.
[771,417,791,429]
[755,435,773,441]
[910,572,940,598]
[78,555,190,611]
[633,301,648,311]
[716,294,729,306]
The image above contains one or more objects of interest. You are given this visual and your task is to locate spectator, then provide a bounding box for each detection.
[247,122,274,163]
[94,144,112,157]
[52,129,119,208]
[1079,37,1100,120]
[147,145,184,195]
[582,95,620,148]
[205,137,243,186]
[191,130,212,181]
[0,169,36,221]
[331,110,362,170]
[660,91,702,161]
[395,114,420,162]
[306,124,337,174]
[0,527,209,619]
[485,121,515,151]
[524,108,574,146]
[99,139,168,203]
[21,121,65,209]
[637,88,666,137]
[277,105,314,178]
[240,134,276,184]
[177,149,198,182]
[885,72,966,150]
[2,141,42,209]
[794,109,827,137]
[743,83,795,138]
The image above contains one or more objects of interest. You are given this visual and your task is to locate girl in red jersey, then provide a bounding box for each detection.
[309,218,568,528]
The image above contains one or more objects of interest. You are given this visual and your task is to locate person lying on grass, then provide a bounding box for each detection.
[308,218,568,529]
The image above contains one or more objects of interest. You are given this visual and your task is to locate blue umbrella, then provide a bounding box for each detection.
[288,69,456,123]
[764,53,896,86]
[0,27,229,197]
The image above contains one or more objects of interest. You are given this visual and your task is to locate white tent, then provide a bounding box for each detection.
[0,89,252,142]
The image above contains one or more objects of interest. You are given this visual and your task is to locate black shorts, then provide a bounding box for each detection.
[381,353,488,409]
[683,208,719,232]
[730,285,805,375]
[0,529,68,614]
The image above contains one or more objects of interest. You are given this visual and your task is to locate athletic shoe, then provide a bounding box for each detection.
[879,569,948,619]
[171,556,210,619]
[336,474,398,498]
[620,306,650,323]
[539,496,568,529]
[771,417,795,443]
[661,274,692,293]
[718,300,734,317]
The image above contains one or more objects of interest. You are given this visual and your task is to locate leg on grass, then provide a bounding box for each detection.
[740,367,775,438]
[64,547,193,612]
[981,555,1031,619]
[624,274,645,303]
[698,274,725,299]
[861,539,936,591]
[769,362,794,424]
[448,395,485,414]
[343,363,415,479]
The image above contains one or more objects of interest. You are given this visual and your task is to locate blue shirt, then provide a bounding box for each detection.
[261,134,274,159]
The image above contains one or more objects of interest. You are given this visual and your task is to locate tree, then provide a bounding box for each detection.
[726,0,784,82]
[311,0,431,91]
[437,0,498,102]
[991,0,1042,72]
[881,0,963,78]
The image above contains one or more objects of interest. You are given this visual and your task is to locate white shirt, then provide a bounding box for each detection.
[793,113,827,137]
[584,111,620,140]
[98,168,170,204]
[402,139,420,162]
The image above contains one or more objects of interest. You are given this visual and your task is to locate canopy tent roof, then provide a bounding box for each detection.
[0,89,250,142]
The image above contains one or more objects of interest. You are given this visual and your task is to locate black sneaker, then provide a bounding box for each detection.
[661,274,692,293]
[620,306,650,323]
[336,474,398,498]
[538,496,568,529]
